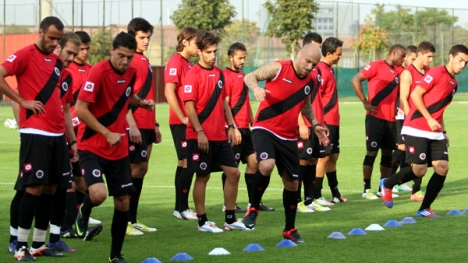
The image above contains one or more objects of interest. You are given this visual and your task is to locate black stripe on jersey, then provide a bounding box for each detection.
[26,59,63,119]
[370,78,398,107]
[81,74,136,141]
[231,83,248,117]
[70,89,80,107]
[323,69,338,114]
[132,66,153,113]
[310,68,321,102]
[198,74,225,125]
[60,74,72,99]
[410,85,457,120]
[256,79,314,122]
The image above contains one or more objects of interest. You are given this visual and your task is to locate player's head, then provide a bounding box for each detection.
[303,32,322,47]
[195,30,221,68]
[55,32,81,68]
[388,44,406,67]
[403,45,417,67]
[295,44,322,78]
[447,44,468,75]
[228,42,247,71]
[321,37,343,65]
[110,32,137,73]
[415,41,435,67]
[75,31,91,63]
[127,17,154,53]
[38,16,64,54]
[176,26,198,56]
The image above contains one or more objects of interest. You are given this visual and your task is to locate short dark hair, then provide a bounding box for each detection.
[74,31,91,44]
[127,17,154,36]
[228,42,246,56]
[195,30,221,51]
[321,37,343,57]
[449,44,468,57]
[389,44,406,55]
[112,31,137,51]
[176,27,198,52]
[40,16,64,32]
[417,41,435,54]
[59,32,81,49]
[406,45,417,54]
[303,32,322,46]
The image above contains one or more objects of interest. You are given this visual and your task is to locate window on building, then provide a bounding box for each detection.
[329,25,333,30]
[318,25,322,30]
[329,18,333,23]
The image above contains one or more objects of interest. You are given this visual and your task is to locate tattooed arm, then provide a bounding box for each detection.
[301,96,330,145]
[244,62,282,101]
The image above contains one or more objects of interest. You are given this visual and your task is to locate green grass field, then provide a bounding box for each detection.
[0,96,467,263]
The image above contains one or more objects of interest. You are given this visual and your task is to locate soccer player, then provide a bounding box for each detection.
[302,32,322,47]
[183,30,246,233]
[74,32,155,263]
[379,44,468,217]
[351,45,406,200]
[243,44,328,243]
[393,41,435,200]
[0,16,71,261]
[402,45,417,68]
[164,26,199,220]
[125,17,162,236]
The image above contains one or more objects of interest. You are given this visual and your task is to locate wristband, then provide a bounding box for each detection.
[443,131,447,134]
[155,123,160,127]
[68,140,77,149]
[196,130,204,133]
[313,123,323,130]
[228,124,236,129]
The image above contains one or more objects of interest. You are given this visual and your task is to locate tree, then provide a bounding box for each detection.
[264,0,319,60]
[5,24,30,34]
[88,28,114,65]
[171,0,237,35]
[353,15,389,62]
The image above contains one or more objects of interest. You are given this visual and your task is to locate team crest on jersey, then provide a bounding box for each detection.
[181,141,187,148]
[304,85,311,95]
[54,67,61,76]
[92,169,101,178]
[419,153,426,160]
[424,75,433,84]
[235,153,241,160]
[200,162,208,170]
[394,77,399,84]
[317,74,322,83]
[408,146,415,154]
[129,145,136,152]
[149,65,153,72]
[184,85,192,93]
[218,80,223,89]
[306,148,313,154]
[24,163,32,172]
[125,87,132,97]
[370,141,377,148]
[141,150,147,158]
[192,153,200,161]
[452,88,456,96]
[297,142,304,149]
[6,55,16,62]
[169,68,177,76]
[62,82,69,92]
[364,64,371,71]
[84,81,95,92]
[259,152,268,160]
[36,170,44,179]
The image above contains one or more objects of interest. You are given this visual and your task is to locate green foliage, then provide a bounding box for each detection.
[88,28,114,65]
[353,15,389,62]
[171,0,237,35]
[264,0,319,59]
[4,24,30,34]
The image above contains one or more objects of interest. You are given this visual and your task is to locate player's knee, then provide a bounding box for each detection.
[114,195,129,211]
[433,161,449,175]
[284,180,299,192]
[89,185,107,205]
[363,155,376,167]
[412,165,427,177]
[380,155,392,168]
[139,164,149,177]
[259,160,275,175]
[195,173,210,184]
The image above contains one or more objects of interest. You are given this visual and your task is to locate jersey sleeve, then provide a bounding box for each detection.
[1,48,30,76]
[164,57,182,85]
[221,72,228,99]
[66,79,73,104]
[418,68,440,92]
[360,62,377,80]
[182,68,198,103]
[77,66,102,104]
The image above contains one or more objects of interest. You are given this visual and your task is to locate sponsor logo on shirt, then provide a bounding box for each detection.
[424,75,433,84]
[121,183,133,188]
[84,81,95,92]
[181,141,187,148]
[297,142,304,149]
[117,80,126,84]
[169,68,177,75]
[408,146,415,154]
[364,64,371,70]
[44,58,52,62]
[24,163,32,172]
[292,174,299,178]
[184,85,192,93]
[141,57,148,61]
[282,78,292,84]
[78,69,86,72]
[129,145,136,152]
[192,153,200,161]
[208,74,216,77]
[6,55,16,62]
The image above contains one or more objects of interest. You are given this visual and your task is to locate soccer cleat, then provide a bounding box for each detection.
[259,202,275,211]
[133,221,157,232]
[297,201,315,213]
[380,179,393,208]
[82,224,103,241]
[9,240,18,254]
[222,204,246,213]
[283,228,305,243]
[316,197,334,206]
[198,221,223,233]
[108,256,127,263]
[126,222,144,236]
[14,246,36,261]
[377,191,399,198]
[243,207,259,230]
[60,228,78,238]
[180,209,197,220]
[395,183,413,192]
[48,240,75,252]
[75,207,88,239]
[173,210,183,219]
[410,191,425,201]
[30,245,65,257]
[224,219,250,231]
[362,189,379,200]
[309,201,331,212]
[416,208,441,218]
[330,196,348,203]
[88,217,102,225]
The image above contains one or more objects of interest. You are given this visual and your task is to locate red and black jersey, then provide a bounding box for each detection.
[77,60,137,160]
[361,60,400,122]
[406,64,430,95]
[403,66,457,134]
[68,61,92,125]
[130,52,156,129]
[183,64,227,141]
[223,67,251,128]
[253,60,314,140]
[316,62,339,126]
[60,69,73,107]
[165,53,192,125]
[2,44,65,133]
[301,68,324,128]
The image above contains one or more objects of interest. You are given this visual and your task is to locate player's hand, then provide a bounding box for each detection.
[227,128,236,147]
[427,118,441,131]
[314,125,330,146]
[154,126,162,144]
[20,100,45,116]
[139,99,155,111]
[253,87,270,101]
[181,117,189,125]
[106,132,125,147]
[299,124,309,141]
[234,128,242,145]
[70,144,79,163]
[363,101,379,115]
[129,127,142,144]
[197,131,209,153]
[444,134,450,147]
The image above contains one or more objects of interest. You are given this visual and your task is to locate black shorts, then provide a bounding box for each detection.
[16,133,70,189]
[252,129,299,180]
[395,119,405,145]
[170,124,187,160]
[186,140,238,174]
[325,125,340,155]
[231,128,255,164]
[365,115,396,151]
[297,127,324,159]
[71,161,82,178]
[403,135,448,164]
[128,129,156,164]
[78,150,135,197]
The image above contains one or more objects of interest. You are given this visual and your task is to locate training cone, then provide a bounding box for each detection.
[243,244,264,252]
[327,232,346,239]
[208,248,231,256]
[170,253,193,261]
[276,240,297,247]
[399,217,417,224]
[348,228,367,235]
[365,224,385,231]
[463,208,468,214]
[447,209,464,216]
[384,220,402,227]
[142,258,163,263]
